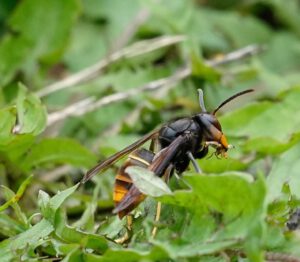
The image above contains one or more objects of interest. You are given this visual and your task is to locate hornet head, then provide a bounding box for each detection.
[194,89,254,157]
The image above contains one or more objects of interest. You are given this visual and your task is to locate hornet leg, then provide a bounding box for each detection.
[114,215,133,245]
[151,164,173,238]
[187,151,202,173]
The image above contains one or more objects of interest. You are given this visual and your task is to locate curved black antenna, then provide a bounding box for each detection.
[213,89,254,115]
[197,89,207,112]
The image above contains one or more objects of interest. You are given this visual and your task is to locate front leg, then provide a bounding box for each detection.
[194,146,209,159]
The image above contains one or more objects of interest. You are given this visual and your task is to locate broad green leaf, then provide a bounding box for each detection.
[39,184,79,222]
[220,87,300,152]
[243,134,300,155]
[183,7,272,50]
[126,166,172,197]
[96,216,126,240]
[264,226,300,258]
[63,20,107,71]
[198,157,247,173]
[0,36,31,86]
[260,33,300,74]
[82,0,140,40]
[0,213,26,237]
[267,144,300,203]
[0,0,80,85]
[21,138,97,171]
[2,134,35,164]
[82,245,169,262]
[49,184,79,212]
[50,239,80,256]
[210,9,272,47]
[0,107,16,145]
[270,0,300,35]
[55,210,108,253]
[190,49,221,82]
[61,248,82,262]
[16,83,47,135]
[152,237,239,259]
[0,218,54,261]
[152,173,266,258]
[159,172,263,216]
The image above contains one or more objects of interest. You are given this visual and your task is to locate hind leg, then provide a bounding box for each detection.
[151,164,173,238]
[114,215,133,244]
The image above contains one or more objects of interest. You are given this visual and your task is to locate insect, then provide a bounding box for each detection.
[81,89,254,218]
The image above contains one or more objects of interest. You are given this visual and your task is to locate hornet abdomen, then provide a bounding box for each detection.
[113,148,155,218]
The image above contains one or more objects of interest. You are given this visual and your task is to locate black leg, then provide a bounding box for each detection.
[187,151,202,173]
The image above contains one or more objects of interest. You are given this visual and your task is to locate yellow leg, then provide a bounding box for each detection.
[151,164,173,238]
[126,215,133,231]
[115,215,133,244]
[151,201,162,238]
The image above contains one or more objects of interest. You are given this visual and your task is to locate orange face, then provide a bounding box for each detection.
[198,113,231,158]
[206,126,230,158]
[216,133,230,158]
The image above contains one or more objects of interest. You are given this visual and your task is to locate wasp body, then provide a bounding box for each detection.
[82,89,253,218]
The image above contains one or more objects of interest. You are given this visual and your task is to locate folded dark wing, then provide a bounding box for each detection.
[113,134,188,217]
[81,130,159,183]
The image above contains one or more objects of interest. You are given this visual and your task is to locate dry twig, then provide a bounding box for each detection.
[37,35,185,98]
[265,252,300,262]
[47,44,263,126]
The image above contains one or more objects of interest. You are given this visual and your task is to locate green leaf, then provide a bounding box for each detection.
[0,175,33,212]
[0,107,16,146]
[38,190,51,219]
[50,239,80,256]
[190,49,221,82]
[198,157,247,173]
[260,32,300,74]
[21,138,97,172]
[126,166,172,197]
[81,0,140,42]
[267,144,300,203]
[55,210,108,253]
[152,173,266,258]
[0,36,31,86]
[159,172,264,215]
[72,180,102,230]
[220,87,300,150]
[0,0,80,85]
[243,134,300,155]
[39,184,79,222]
[15,83,47,135]
[210,9,272,47]
[82,245,169,262]
[269,0,300,35]
[1,134,35,164]
[0,218,54,261]
[48,184,79,213]
[63,20,107,71]
[0,213,26,237]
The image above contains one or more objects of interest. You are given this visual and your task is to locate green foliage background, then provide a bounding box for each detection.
[1,0,300,261]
